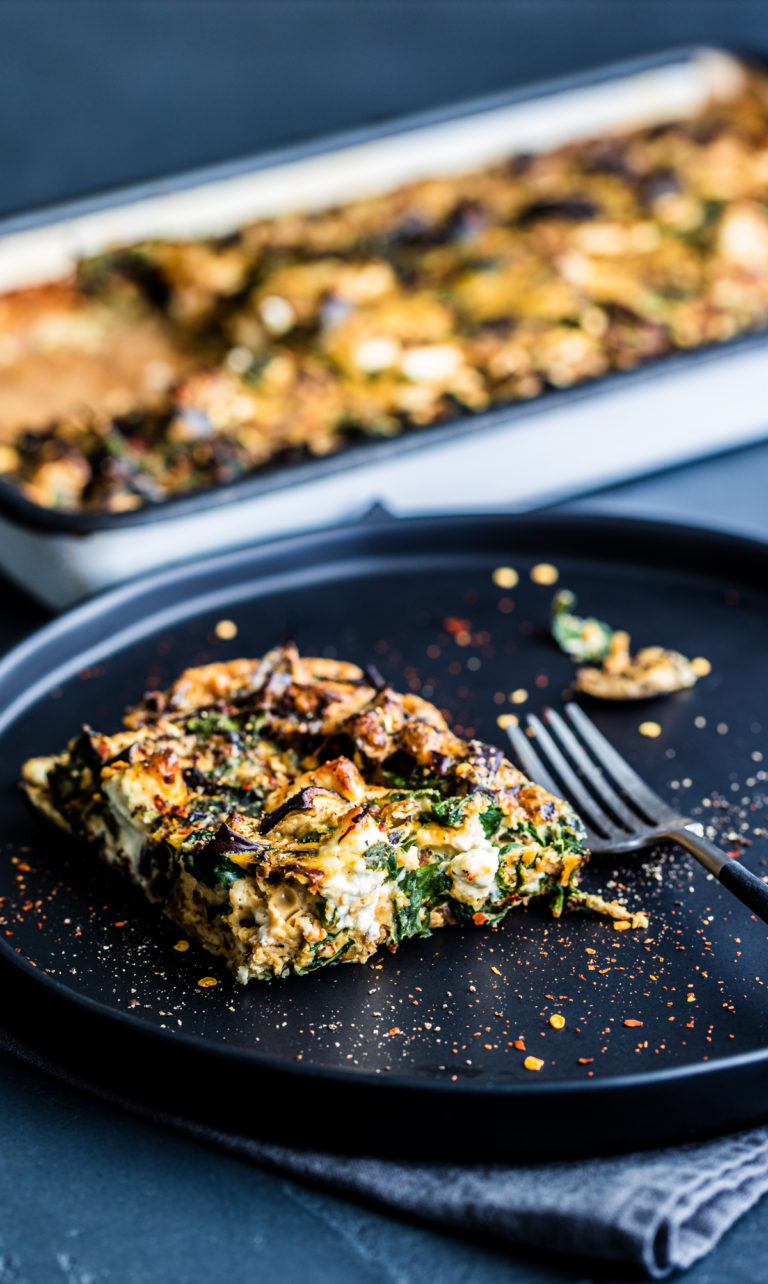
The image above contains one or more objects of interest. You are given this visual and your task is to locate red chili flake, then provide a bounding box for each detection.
[472,912,487,926]
[624,1019,643,1028]
[578,1057,594,1065]
[388,1027,401,1036]
[513,1038,526,1051]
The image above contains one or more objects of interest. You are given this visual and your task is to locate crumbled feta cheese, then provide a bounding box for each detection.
[354,336,401,372]
[225,345,255,375]
[320,859,388,939]
[401,344,462,383]
[444,815,500,909]
[258,295,296,334]
[719,205,768,267]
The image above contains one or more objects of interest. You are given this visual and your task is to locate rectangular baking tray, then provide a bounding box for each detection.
[0,44,764,609]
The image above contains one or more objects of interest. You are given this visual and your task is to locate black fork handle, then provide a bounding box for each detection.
[671,826,768,925]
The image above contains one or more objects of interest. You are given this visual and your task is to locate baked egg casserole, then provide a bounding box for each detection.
[21,643,643,982]
[4,69,768,511]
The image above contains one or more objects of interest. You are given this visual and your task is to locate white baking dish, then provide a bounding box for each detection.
[0,45,764,609]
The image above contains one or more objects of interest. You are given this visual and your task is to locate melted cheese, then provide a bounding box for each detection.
[421,813,501,910]
[319,860,389,940]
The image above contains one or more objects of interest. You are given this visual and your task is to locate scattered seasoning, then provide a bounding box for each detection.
[514,1038,526,1051]
[173,940,190,952]
[639,721,662,738]
[496,713,519,730]
[214,619,238,640]
[549,1014,565,1029]
[493,567,519,589]
[530,563,559,586]
[510,688,528,704]
[578,1057,594,1065]
[687,993,696,1003]
[613,920,632,931]
[624,1019,643,1028]
[197,976,218,987]
[524,1055,545,1071]
[691,657,712,677]
[491,966,502,976]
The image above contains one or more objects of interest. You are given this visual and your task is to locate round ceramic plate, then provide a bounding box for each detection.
[1,512,767,1159]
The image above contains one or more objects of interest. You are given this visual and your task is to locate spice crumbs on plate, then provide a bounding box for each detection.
[510,688,528,704]
[578,1057,594,1065]
[524,1055,545,1071]
[530,563,559,586]
[624,1019,643,1028]
[173,940,190,952]
[613,920,632,931]
[214,619,238,640]
[514,1038,526,1051]
[639,721,662,738]
[492,567,519,589]
[496,713,518,730]
[549,1014,565,1029]
[197,976,218,987]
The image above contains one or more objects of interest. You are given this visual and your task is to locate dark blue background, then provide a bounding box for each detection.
[4,5,768,1281]
[6,1,768,219]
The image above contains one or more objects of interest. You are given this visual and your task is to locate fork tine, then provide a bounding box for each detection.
[525,713,625,841]
[565,702,680,826]
[505,720,561,799]
[543,707,640,830]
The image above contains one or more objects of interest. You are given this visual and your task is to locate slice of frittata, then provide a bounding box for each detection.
[21,643,643,981]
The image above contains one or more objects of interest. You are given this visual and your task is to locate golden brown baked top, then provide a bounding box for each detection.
[5,72,768,511]
[24,644,635,981]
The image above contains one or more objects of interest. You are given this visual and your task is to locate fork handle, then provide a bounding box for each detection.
[672,826,768,924]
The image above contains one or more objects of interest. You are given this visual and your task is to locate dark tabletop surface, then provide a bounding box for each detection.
[4,4,768,1281]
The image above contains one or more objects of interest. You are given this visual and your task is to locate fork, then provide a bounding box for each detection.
[505,701,768,925]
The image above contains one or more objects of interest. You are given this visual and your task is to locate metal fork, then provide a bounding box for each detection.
[505,701,768,925]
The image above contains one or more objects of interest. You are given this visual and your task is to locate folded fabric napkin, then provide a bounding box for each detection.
[3,1023,768,1278]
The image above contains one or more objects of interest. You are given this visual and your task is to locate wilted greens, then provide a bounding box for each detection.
[550,590,614,663]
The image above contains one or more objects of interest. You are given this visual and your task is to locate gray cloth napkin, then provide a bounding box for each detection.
[3,1025,768,1278]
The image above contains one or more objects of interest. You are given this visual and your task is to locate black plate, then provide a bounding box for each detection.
[2,512,768,1160]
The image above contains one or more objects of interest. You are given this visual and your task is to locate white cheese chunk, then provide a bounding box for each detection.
[354,336,400,372]
[320,859,388,940]
[401,344,462,383]
[443,814,500,910]
[258,295,296,334]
